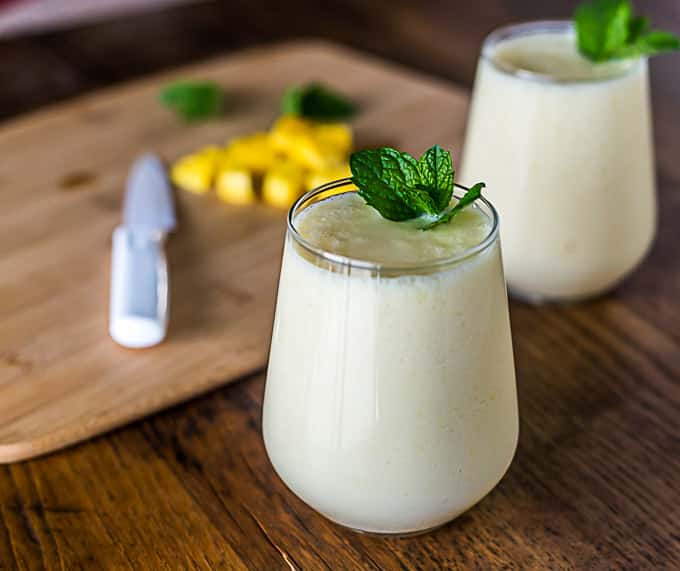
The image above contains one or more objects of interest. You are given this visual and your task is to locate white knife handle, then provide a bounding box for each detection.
[109,226,169,349]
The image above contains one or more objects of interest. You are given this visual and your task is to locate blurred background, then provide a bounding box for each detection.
[1,0,678,176]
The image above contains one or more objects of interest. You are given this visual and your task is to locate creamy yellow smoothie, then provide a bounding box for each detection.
[263,187,518,534]
[461,21,656,301]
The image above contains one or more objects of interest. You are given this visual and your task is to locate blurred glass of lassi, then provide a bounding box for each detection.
[262,179,518,535]
[461,21,656,302]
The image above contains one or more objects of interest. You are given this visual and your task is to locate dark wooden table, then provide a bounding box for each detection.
[1,1,680,569]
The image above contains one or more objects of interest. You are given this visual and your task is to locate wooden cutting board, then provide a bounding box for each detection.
[0,40,470,463]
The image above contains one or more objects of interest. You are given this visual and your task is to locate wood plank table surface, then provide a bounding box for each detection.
[1,3,680,569]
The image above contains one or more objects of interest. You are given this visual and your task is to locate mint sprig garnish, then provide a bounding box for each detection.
[282,83,357,120]
[575,0,680,62]
[417,145,454,212]
[159,81,224,121]
[349,148,428,221]
[350,145,485,230]
[422,183,486,230]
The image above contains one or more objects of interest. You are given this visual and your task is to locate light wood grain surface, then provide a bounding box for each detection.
[0,41,470,462]
[0,40,679,569]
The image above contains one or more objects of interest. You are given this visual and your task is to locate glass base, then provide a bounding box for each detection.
[346,521,448,538]
[507,284,614,305]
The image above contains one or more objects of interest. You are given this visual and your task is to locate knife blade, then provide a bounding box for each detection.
[109,153,176,349]
[123,154,177,232]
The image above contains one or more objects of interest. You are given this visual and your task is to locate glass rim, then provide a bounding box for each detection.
[286,178,500,274]
[481,19,643,85]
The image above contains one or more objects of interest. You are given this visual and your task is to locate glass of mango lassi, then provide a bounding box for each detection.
[262,177,519,535]
[461,20,657,302]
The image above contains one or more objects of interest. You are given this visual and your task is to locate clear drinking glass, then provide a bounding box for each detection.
[460,21,656,302]
[262,179,519,535]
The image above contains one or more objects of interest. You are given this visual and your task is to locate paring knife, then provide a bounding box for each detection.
[109,154,177,349]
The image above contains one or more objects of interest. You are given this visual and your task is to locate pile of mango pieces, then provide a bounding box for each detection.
[170,116,352,208]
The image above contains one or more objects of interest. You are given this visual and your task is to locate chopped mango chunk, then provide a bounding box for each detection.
[262,161,304,208]
[270,116,347,169]
[305,163,352,191]
[269,116,312,155]
[170,146,221,194]
[270,115,312,137]
[223,133,278,173]
[314,123,353,155]
[295,138,343,170]
[170,114,354,208]
[216,162,256,205]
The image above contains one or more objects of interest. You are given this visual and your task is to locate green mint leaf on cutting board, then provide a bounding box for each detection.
[422,183,486,230]
[574,0,680,62]
[281,83,357,120]
[350,146,485,229]
[159,81,224,121]
[416,145,454,212]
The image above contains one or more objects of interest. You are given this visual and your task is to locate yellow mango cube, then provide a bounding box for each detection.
[314,123,352,155]
[269,116,313,155]
[215,163,256,205]
[270,115,313,137]
[291,137,344,170]
[170,146,221,194]
[224,133,277,173]
[270,116,349,170]
[262,162,304,208]
[305,163,352,191]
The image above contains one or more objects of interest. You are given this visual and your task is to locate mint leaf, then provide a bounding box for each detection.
[350,145,483,228]
[637,31,680,52]
[422,183,486,230]
[627,16,649,42]
[350,148,425,221]
[160,81,223,121]
[402,187,439,217]
[281,86,304,116]
[615,30,680,58]
[417,145,454,212]
[575,0,632,62]
[575,0,680,61]
[282,83,357,120]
